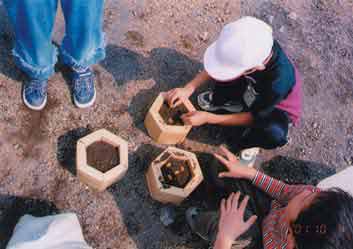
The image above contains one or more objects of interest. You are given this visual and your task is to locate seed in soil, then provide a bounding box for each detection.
[159,102,188,126]
[161,158,192,188]
[86,141,120,173]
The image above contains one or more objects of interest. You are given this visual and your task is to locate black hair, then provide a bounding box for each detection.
[292,188,353,249]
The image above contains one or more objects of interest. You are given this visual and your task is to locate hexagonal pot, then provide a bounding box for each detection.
[144,93,196,144]
[76,129,128,192]
[145,147,203,205]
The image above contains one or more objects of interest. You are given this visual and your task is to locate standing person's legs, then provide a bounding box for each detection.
[3,0,58,110]
[59,0,105,69]
[3,0,58,79]
[59,0,106,108]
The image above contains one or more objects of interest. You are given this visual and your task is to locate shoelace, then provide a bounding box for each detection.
[26,79,47,95]
[74,71,93,95]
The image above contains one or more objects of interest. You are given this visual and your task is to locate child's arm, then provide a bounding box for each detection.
[214,146,319,205]
[181,112,254,127]
[165,70,211,107]
[252,171,319,205]
[207,112,254,126]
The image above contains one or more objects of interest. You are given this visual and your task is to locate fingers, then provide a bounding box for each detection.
[166,89,181,107]
[218,171,233,178]
[220,145,237,161]
[181,113,193,125]
[213,153,230,168]
[169,93,180,108]
[225,193,233,211]
[239,195,250,216]
[220,198,226,214]
[173,99,183,107]
[231,192,241,210]
[245,215,258,228]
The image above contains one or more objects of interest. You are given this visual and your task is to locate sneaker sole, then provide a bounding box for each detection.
[22,90,47,111]
[197,92,243,113]
[73,87,96,109]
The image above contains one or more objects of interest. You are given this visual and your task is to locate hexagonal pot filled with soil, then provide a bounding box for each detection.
[76,129,128,192]
[144,93,196,144]
[146,147,203,205]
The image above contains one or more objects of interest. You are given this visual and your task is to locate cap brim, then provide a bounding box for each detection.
[204,42,247,82]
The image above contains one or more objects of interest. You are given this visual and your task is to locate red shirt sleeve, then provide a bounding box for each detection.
[252,171,320,205]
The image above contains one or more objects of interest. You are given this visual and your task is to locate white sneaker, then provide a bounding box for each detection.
[239,147,259,167]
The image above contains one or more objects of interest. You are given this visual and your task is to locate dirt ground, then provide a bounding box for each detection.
[0,0,352,248]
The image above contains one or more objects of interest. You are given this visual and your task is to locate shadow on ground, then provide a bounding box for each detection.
[100,44,226,147]
[0,195,58,249]
[57,127,92,175]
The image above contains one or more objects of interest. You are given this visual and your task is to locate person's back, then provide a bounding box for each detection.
[186,146,353,249]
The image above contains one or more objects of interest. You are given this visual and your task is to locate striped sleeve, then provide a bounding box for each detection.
[252,171,320,205]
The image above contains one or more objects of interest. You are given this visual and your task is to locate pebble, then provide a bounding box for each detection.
[198,32,209,42]
[268,15,274,24]
[288,12,298,20]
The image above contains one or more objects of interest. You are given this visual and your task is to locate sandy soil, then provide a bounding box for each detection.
[0,0,352,248]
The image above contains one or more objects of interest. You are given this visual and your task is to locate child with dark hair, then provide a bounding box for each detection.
[292,188,353,249]
[186,146,353,249]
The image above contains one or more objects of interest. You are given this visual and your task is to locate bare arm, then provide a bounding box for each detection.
[207,112,254,126]
[185,70,211,92]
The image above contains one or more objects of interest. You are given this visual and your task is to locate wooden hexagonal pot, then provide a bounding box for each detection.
[76,129,128,192]
[144,93,196,144]
[145,147,203,205]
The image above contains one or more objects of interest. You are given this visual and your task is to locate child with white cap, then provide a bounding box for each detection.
[165,16,302,166]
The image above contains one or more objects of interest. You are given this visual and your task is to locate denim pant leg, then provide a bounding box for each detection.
[3,0,58,80]
[59,0,106,68]
[238,109,289,150]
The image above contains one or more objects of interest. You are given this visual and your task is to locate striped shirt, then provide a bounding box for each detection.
[252,171,321,249]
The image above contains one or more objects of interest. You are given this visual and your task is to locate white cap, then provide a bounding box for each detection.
[204,16,274,81]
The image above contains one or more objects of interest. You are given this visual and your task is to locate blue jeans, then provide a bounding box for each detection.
[3,0,106,80]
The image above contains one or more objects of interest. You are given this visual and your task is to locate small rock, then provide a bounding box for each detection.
[125,30,144,47]
[160,206,176,226]
[288,12,298,20]
[268,15,274,24]
[279,26,286,33]
[198,32,209,42]
[216,17,224,23]
[180,35,193,50]
[14,144,20,150]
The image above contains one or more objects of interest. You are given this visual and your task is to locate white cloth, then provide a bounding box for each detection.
[318,166,353,196]
[6,213,92,249]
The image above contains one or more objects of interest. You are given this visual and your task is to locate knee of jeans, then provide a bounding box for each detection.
[264,124,288,147]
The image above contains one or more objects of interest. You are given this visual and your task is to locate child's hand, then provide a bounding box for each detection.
[213,146,256,180]
[181,111,211,126]
[215,192,257,248]
[165,86,194,107]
